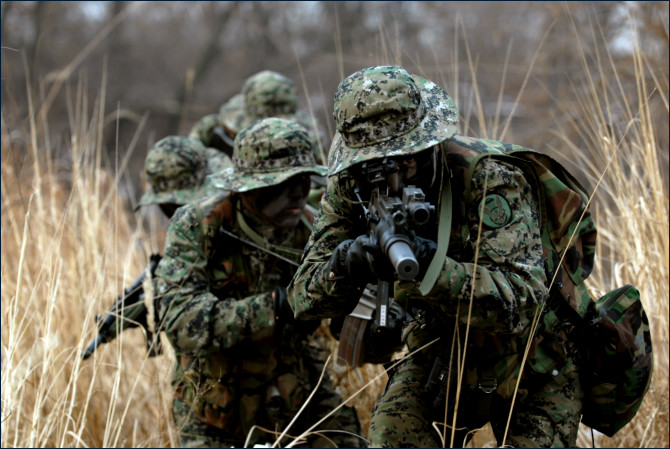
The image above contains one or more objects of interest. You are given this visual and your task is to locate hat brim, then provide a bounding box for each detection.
[136,149,231,212]
[219,94,301,135]
[136,177,222,211]
[208,165,327,193]
[238,112,296,133]
[205,148,233,174]
[327,74,459,176]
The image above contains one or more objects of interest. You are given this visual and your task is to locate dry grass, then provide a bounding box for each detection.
[549,21,669,448]
[1,78,177,447]
[2,13,668,449]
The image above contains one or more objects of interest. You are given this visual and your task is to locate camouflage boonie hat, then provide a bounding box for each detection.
[204,147,233,175]
[137,136,221,209]
[219,71,299,134]
[208,117,327,193]
[327,65,459,176]
[218,93,245,133]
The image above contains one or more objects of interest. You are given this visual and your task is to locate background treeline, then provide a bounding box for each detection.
[3,1,667,205]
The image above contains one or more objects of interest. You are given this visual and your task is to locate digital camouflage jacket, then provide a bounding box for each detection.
[154,190,333,444]
[287,135,580,396]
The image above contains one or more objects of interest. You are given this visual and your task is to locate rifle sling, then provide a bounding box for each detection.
[418,159,452,296]
[236,209,305,262]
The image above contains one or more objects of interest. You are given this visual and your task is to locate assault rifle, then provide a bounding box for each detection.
[355,158,435,331]
[81,254,163,360]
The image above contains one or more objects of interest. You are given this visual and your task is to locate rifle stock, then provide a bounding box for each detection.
[81,254,162,360]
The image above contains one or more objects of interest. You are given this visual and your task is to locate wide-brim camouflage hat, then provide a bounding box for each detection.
[204,148,233,175]
[327,65,459,176]
[138,175,221,208]
[220,71,299,134]
[218,93,246,133]
[208,117,327,193]
[219,95,297,134]
[136,136,222,209]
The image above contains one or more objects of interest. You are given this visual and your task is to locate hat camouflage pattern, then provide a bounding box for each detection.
[137,136,221,209]
[218,93,245,133]
[208,117,327,193]
[327,65,459,176]
[219,71,299,133]
[204,147,233,175]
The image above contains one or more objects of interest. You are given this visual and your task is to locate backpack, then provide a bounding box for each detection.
[582,284,653,436]
[454,136,653,436]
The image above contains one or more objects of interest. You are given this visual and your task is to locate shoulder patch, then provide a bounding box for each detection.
[478,194,511,228]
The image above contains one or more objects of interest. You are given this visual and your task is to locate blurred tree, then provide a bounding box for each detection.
[1,1,666,207]
[170,1,240,134]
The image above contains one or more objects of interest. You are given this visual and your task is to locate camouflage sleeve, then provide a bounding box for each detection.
[154,204,275,357]
[397,158,548,335]
[287,176,367,320]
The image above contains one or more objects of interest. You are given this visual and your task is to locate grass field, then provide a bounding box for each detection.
[2,18,668,449]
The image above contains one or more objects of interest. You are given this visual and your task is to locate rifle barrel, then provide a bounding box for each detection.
[81,335,105,360]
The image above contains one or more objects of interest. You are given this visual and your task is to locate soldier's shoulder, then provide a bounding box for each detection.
[170,191,232,227]
[164,203,202,243]
[442,137,536,207]
[445,135,532,162]
[199,191,235,227]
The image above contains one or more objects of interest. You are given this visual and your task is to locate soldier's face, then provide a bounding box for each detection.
[392,147,439,194]
[244,173,311,228]
[352,146,439,199]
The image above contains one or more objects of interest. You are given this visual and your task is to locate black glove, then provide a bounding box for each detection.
[411,236,437,279]
[273,286,294,324]
[327,235,395,284]
[273,286,321,335]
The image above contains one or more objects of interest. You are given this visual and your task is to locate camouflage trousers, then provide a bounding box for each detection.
[172,375,367,448]
[368,349,582,448]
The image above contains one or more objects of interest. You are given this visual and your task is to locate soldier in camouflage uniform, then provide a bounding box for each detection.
[81,136,225,360]
[137,135,229,217]
[287,66,583,447]
[154,118,365,448]
[188,70,325,165]
[187,93,243,158]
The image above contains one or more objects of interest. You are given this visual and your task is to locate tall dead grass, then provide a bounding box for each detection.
[548,19,669,448]
[1,75,176,447]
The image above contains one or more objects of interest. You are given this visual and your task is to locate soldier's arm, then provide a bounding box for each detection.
[287,176,366,320]
[154,204,275,357]
[398,159,548,335]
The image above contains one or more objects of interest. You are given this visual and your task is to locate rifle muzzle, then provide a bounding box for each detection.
[81,335,105,360]
[375,216,420,280]
[387,239,419,280]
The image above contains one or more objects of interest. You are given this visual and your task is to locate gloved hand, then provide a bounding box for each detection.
[327,235,396,284]
[273,286,321,335]
[411,236,437,279]
[272,286,294,324]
